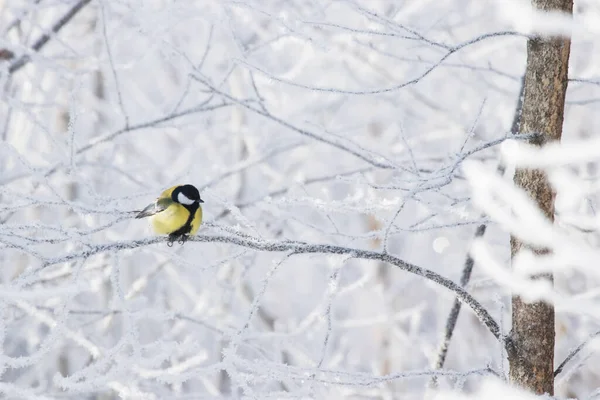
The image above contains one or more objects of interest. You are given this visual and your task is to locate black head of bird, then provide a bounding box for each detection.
[172,184,204,206]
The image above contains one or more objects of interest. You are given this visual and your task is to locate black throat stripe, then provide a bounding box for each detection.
[170,203,199,237]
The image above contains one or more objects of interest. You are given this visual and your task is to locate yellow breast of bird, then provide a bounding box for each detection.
[150,204,203,235]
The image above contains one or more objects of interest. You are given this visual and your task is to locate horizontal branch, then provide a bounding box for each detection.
[35,232,502,343]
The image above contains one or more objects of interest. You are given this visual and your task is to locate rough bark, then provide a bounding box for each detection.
[509,0,573,394]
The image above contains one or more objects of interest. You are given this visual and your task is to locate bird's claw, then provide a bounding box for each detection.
[167,234,188,246]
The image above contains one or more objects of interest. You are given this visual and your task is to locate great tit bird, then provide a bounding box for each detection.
[136,184,204,246]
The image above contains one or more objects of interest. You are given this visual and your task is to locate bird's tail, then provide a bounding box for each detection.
[135,203,157,219]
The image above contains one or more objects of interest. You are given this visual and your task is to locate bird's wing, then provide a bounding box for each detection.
[135,198,172,219]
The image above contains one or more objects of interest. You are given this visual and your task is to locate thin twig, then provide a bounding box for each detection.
[1,0,43,37]
[235,31,522,96]
[100,1,129,127]
[8,0,93,74]
[191,74,397,169]
[554,329,600,378]
[0,101,231,186]
[429,224,487,388]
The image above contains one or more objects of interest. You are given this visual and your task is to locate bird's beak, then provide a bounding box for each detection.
[198,199,204,203]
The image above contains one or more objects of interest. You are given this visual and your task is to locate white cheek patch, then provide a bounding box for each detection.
[177,192,195,205]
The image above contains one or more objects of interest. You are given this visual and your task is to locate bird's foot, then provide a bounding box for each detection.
[167,233,188,246]
[178,235,189,245]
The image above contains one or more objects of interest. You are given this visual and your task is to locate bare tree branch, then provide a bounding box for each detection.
[429,223,487,388]
[7,0,93,74]
[0,100,232,186]
[6,232,503,343]
[1,0,43,37]
[554,330,600,378]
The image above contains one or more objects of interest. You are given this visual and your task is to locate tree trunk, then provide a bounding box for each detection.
[509,0,573,394]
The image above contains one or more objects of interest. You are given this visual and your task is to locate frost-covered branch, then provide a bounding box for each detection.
[191,74,398,169]
[3,0,599,397]
[11,299,155,399]
[429,223,487,388]
[236,31,522,95]
[7,0,93,74]
[30,233,502,343]
[0,100,233,185]
[554,330,600,378]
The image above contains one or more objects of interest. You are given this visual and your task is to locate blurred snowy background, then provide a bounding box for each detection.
[1,0,600,399]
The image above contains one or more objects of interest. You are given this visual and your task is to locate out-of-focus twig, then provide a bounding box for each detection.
[428,223,486,389]
[554,329,600,378]
[1,0,43,37]
[7,0,93,74]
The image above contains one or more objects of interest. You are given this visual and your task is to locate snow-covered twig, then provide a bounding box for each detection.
[554,329,600,378]
[8,0,93,74]
[429,223,488,388]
